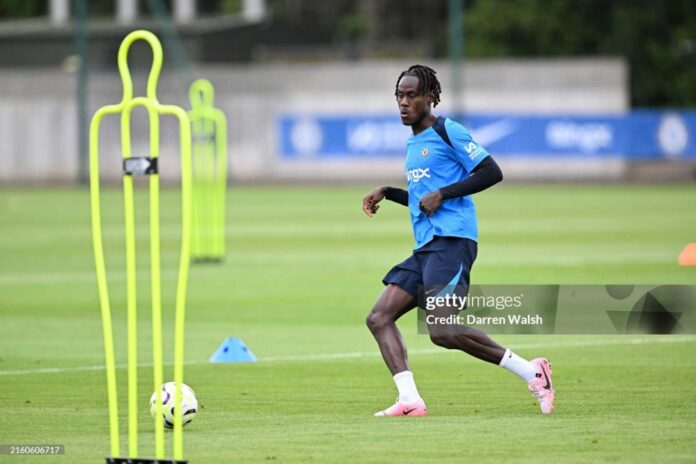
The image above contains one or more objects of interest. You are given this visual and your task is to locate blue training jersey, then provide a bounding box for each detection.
[404,116,490,250]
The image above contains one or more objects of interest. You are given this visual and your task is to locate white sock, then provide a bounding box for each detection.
[393,371,422,404]
[499,348,537,382]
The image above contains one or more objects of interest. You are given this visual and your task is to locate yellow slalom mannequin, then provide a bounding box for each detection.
[189,78,228,262]
[89,30,191,462]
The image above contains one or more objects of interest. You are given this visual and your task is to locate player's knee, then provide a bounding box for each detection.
[366,310,388,333]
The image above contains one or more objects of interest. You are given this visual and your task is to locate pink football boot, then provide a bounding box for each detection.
[374,398,428,417]
[527,357,555,414]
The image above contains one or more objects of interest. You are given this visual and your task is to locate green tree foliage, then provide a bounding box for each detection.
[0,0,46,19]
[464,0,696,107]
[1,0,691,106]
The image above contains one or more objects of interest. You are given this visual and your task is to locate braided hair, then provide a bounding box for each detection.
[394,64,441,107]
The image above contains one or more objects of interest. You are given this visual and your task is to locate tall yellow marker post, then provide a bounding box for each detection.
[89,30,191,464]
[189,79,228,262]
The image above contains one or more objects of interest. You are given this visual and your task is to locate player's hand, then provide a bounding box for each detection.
[362,186,387,217]
[419,190,443,216]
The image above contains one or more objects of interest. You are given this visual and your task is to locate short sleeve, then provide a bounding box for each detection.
[445,119,490,172]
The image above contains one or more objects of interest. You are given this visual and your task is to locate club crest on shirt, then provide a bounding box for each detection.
[421,148,429,157]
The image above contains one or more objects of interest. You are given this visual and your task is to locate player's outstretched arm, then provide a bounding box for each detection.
[363,186,409,217]
[419,156,503,216]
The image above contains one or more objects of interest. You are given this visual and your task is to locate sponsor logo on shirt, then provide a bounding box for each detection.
[406,168,430,183]
[463,141,483,160]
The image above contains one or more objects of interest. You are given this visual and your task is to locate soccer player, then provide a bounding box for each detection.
[363,65,555,416]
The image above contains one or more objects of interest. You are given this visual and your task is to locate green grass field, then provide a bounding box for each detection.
[1,184,696,463]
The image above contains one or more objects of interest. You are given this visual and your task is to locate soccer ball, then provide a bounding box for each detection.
[149,382,198,429]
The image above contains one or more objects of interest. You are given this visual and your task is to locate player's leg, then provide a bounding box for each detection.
[422,237,518,361]
[365,284,416,375]
[422,237,555,413]
[368,257,427,416]
[426,295,508,364]
[428,303,554,413]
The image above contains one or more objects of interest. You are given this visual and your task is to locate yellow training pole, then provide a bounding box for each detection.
[90,105,121,458]
[189,78,228,261]
[89,29,192,463]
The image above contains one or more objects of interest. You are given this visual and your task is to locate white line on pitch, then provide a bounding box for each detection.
[0,336,694,377]
[259,336,696,362]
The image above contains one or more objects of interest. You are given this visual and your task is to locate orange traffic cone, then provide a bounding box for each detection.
[678,243,696,266]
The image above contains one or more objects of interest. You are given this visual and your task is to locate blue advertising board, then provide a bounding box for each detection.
[278,111,696,161]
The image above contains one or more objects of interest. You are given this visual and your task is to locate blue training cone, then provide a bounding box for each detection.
[209,337,257,363]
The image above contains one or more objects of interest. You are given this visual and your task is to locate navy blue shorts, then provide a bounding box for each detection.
[382,236,478,298]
